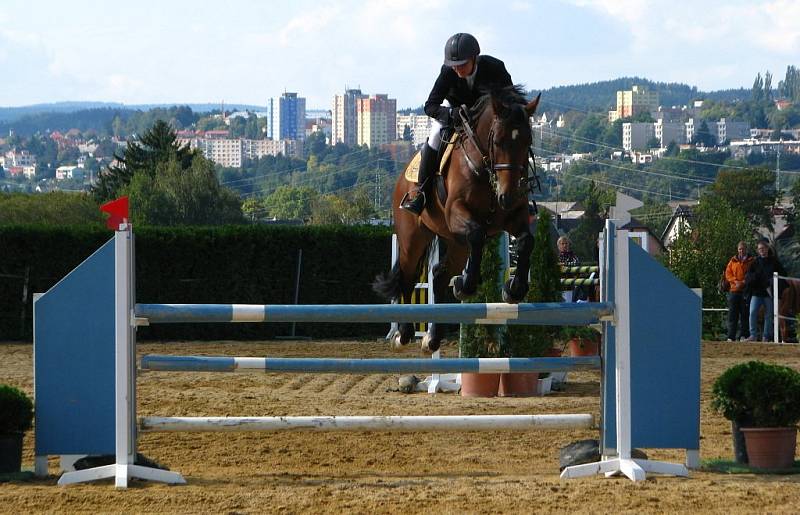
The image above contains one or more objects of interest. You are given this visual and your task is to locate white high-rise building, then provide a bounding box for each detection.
[332,88,366,146]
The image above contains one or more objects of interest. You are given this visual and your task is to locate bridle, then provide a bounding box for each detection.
[456,107,540,198]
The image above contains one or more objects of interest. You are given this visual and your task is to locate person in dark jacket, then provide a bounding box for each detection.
[399,32,514,215]
[745,238,786,341]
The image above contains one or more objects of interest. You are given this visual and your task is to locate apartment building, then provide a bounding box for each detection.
[622,122,655,151]
[241,138,303,161]
[625,117,751,150]
[396,113,433,147]
[609,85,659,122]
[356,94,397,148]
[654,120,686,148]
[55,165,84,181]
[332,88,366,146]
[178,137,304,168]
[714,118,750,144]
[267,92,306,141]
[4,149,36,167]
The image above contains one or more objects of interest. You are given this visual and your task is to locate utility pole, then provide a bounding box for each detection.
[775,140,782,193]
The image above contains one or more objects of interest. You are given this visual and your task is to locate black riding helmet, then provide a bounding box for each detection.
[443,33,480,66]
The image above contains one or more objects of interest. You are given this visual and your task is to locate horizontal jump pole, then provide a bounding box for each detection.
[560,278,599,286]
[140,414,595,433]
[140,355,601,374]
[135,302,613,326]
[560,265,599,274]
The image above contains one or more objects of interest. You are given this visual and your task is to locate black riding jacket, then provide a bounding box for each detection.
[424,55,513,125]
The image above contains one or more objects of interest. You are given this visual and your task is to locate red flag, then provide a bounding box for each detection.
[99,196,129,230]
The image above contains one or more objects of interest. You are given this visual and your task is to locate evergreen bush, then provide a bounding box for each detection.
[0,385,33,434]
[711,361,800,427]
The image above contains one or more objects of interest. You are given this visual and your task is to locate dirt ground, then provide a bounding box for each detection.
[2,338,800,514]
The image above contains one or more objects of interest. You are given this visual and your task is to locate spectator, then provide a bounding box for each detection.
[557,236,579,267]
[724,241,753,341]
[745,238,786,342]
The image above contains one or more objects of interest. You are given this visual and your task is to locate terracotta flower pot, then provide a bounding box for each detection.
[568,337,599,357]
[498,372,539,397]
[460,372,501,397]
[741,427,797,469]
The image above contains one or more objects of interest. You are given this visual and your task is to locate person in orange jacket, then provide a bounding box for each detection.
[724,241,753,341]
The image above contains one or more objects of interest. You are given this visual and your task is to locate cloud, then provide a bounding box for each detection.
[278,4,343,47]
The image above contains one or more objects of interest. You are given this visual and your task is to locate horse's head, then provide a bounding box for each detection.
[472,87,540,211]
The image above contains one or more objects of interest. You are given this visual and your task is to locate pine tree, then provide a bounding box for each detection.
[92,120,194,202]
[505,211,562,357]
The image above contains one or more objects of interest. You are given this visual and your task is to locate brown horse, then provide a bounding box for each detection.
[374,85,541,351]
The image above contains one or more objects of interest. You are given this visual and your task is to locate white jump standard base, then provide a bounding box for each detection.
[560,458,688,482]
[58,464,185,488]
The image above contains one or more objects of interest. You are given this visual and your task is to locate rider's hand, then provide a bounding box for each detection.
[438,106,461,127]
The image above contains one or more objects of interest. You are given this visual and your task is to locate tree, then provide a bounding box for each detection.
[570,114,605,153]
[568,182,605,262]
[779,65,800,102]
[506,210,561,357]
[263,185,318,220]
[710,167,776,230]
[692,120,715,147]
[93,120,194,202]
[402,125,412,142]
[123,155,242,226]
[667,195,754,307]
[310,189,375,225]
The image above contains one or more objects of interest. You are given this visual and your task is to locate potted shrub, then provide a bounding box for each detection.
[0,384,34,474]
[501,211,562,397]
[562,326,601,357]
[459,234,505,397]
[711,361,800,469]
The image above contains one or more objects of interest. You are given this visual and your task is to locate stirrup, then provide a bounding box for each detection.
[399,190,426,215]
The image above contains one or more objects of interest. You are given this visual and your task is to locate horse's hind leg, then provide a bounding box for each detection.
[421,261,448,352]
[392,226,435,348]
[422,242,467,352]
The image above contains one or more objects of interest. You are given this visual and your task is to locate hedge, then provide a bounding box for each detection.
[0,224,393,341]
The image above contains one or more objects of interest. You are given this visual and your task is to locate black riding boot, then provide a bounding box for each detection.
[400,144,437,216]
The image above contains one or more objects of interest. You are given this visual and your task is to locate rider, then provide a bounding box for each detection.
[400,32,514,215]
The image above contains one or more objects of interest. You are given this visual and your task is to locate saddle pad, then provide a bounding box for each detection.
[403,152,422,182]
[403,132,459,182]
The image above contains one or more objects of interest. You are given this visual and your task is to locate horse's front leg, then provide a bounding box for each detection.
[503,230,534,303]
[450,220,486,301]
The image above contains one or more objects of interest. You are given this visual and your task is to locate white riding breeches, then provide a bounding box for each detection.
[426,99,450,151]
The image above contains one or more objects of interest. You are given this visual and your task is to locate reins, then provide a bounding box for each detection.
[455,106,540,199]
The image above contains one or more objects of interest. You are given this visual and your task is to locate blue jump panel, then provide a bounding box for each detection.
[602,240,701,452]
[34,238,116,456]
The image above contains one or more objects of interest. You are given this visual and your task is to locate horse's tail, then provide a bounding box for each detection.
[372,262,403,301]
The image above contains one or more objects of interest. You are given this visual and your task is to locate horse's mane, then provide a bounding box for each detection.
[469,84,529,121]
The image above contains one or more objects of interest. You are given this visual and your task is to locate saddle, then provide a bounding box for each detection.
[403,132,459,206]
[403,132,459,183]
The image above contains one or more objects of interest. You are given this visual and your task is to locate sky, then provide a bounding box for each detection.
[1,0,799,110]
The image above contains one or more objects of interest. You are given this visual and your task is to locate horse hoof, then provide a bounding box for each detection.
[450,276,470,301]
[502,279,526,304]
[421,333,441,353]
[392,332,407,350]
